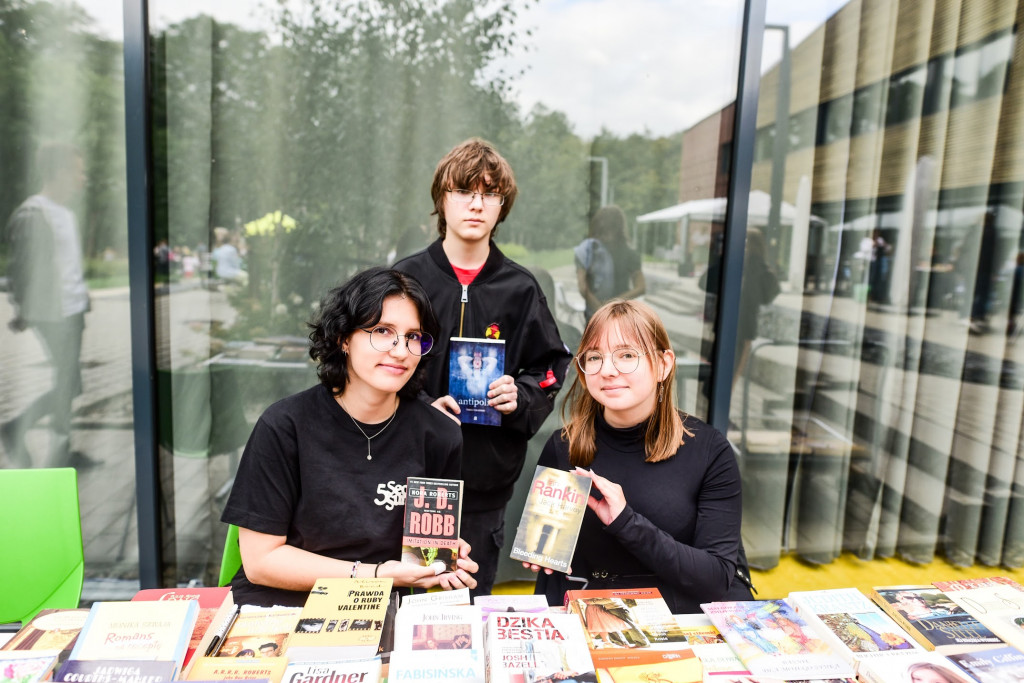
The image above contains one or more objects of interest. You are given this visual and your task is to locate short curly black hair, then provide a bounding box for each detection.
[308,267,439,398]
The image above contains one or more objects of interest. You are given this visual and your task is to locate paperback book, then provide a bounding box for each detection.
[868,585,1003,652]
[281,656,381,683]
[131,586,234,674]
[68,601,199,677]
[857,651,973,683]
[400,588,470,609]
[485,611,596,683]
[388,649,483,683]
[216,606,300,658]
[185,656,287,683]
[393,605,482,652]
[473,594,549,623]
[53,659,177,683]
[932,576,1024,651]
[700,600,856,680]
[0,608,90,663]
[509,466,592,573]
[672,614,749,680]
[946,645,1024,682]
[448,337,504,426]
[788,587,922,670]
[401,477,463,574]
[0,651,60,683]
[284,578,394,662]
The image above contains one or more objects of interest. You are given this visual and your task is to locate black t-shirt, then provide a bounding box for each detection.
[222,384,462,607]
[535,411,751,614]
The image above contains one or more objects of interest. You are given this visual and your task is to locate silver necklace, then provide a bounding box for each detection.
[338,396,398,460]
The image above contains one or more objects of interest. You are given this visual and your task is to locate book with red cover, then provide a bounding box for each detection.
[401,477,463,573]
[132,586,234,676]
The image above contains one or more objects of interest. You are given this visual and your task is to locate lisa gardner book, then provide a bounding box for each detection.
[509,466,591,573]
[448,337,504,426]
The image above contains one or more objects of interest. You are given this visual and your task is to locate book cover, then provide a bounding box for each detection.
[215,606,300,658]
[0,651,60,683]
[868,585,1003,652]
[857,651,974,683]
[510,466,592,573]
[947,645,1024,682]
[388,649,483,683]
[485,612,597,683]
[0,609,90,663]
[185,656,286,683]
[393,605,482,652]
[788,587,923,670]
[932,577,1024,651]
[473,594,549,623]
[700,600,856,679]
[68,601,199,676]
[448,337,505,426]
[53,659,177,683]
[281,656,381,683]
[283,578,393,662]
[401,477,463,573]
[400,588,471,610]
[131,586,234,674]
[566,587,687,654]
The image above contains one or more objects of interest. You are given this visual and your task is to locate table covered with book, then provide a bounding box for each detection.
[4,575,1024,683]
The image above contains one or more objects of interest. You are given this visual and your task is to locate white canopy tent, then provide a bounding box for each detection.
[636,190,809,226]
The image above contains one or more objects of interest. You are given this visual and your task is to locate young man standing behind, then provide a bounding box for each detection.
[395,138,571,596]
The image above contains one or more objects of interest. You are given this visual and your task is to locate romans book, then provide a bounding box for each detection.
[868,585,1003,652]
[283,578,393,662]
[401,477,463,574]
[131,586,234,675]
[509,466,591,573]
[700,599,856,680]
[448,337,505,426]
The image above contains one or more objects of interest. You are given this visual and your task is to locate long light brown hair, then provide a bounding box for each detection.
[561,300,692,466]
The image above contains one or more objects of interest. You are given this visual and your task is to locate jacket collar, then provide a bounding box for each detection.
[427,237,506,283]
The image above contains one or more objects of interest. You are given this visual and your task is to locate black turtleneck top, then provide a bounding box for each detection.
[535,410,749,614]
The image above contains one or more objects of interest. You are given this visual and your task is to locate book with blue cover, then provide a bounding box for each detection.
[448,337,504,426]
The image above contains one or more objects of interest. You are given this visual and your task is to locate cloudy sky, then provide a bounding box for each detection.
[84,0,845,138]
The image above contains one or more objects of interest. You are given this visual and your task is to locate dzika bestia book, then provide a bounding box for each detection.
[509,465,591,573]
[448,337,504,426]
[401,477,463,574]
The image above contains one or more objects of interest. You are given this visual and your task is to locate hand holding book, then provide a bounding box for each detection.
[486,374,518,414]
[382,539,479,590]
[573,467,625,525]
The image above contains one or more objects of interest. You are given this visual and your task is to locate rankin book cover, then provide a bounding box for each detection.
[509,466,591,573]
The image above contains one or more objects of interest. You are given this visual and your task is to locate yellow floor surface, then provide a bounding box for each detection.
[493,553,1024,602]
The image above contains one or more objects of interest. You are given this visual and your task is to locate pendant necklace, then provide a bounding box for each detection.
[338,396,398,460]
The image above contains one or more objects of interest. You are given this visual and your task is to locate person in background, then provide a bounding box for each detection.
[211,226,247,286]
[221,267,478,606]
[2,141,94,469]
[526,300,754,614]
[394,138,572,597]
[575,205,645,321]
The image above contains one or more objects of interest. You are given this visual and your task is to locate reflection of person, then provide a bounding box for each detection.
[575,205,645,320]
[2,142,92,469]
[212,226,247,286]
[734,228,779,389]
[527,300,754,613]
[394,138,572,597]
[906,661,973,683]
[221,267,478,606]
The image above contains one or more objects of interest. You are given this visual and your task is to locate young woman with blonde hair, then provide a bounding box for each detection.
[527,300,754,613]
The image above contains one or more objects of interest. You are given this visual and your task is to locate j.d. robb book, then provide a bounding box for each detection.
[509,466,591,573]
[448,337,504,426]
[283,578,394,662]
[401,477,463,574]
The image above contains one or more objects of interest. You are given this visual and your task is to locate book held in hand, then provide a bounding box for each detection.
[401,477,463,574]
[509,466,591,573]
[283,578,394,662]
[448,337,504,426]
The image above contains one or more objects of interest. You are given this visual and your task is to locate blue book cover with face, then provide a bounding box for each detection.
[448,337,505,426]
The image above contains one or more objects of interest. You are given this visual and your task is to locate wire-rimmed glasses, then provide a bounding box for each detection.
[363,326,434,356]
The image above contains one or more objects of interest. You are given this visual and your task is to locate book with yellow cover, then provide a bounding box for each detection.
[283,578,394,662]
[215,606,300,658]
[185,655,285,683]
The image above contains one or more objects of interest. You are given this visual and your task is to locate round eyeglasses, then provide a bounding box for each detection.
[363,327,433,356]
[576,348,648,375]
[447,188,505,206]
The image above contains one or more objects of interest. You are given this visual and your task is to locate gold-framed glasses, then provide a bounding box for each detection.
[576,348,647,375]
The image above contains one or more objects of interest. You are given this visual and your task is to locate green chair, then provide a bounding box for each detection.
[0,468,84,624]
[218,524,242,587]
